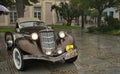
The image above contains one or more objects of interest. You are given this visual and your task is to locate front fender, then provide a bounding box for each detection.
[15,37,42,56]
[57,34,74,50]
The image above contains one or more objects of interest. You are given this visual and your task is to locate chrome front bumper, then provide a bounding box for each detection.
[23,49,78,62]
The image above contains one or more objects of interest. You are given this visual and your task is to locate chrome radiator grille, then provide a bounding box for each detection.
[40,31,56,50]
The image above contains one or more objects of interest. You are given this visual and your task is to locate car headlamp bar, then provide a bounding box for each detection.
[31,32,38,40]
[59,31,65,38]
[66,45,74,51]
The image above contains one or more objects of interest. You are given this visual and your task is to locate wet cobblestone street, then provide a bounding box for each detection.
[0,30,120,74]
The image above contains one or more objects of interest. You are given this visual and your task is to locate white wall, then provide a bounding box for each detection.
[103,7,117,18]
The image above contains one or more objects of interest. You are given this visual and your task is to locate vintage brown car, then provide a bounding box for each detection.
[5,18,78,70]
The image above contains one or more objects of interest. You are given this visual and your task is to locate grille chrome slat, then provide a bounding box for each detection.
[42,42,55,44]
[41,36,54,38]
[40,31,56,51]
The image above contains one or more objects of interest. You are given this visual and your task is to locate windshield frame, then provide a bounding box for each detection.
[18,21,45,28]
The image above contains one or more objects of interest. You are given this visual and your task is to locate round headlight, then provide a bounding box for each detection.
[59,31,65,38]
[31,33,38,40]
[57,50,63,54]
[46,49,52,55]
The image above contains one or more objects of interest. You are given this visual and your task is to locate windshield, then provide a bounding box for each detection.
[19,21,45,28]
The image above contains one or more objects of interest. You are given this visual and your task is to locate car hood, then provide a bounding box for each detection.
[20,26,48,34]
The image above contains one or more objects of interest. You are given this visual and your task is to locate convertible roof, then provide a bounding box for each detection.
[17,18,41,23]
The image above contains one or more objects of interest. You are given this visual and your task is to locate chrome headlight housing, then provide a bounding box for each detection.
[45,49,52,55]
[57,48,63,54]
[57,50,63,54]
[59,31,65,38]
[31,32,38,40]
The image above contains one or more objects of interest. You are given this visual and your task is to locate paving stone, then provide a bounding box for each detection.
[0,72,11,74]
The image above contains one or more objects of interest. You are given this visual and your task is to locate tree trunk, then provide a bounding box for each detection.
[66,20,69,26]
[75,17,79,25]
[81,12,85,29]
[56,11,59,22]
[66,19,72,26]
[16,0,25,18]
[84,15,87,24]
[97,11,102,27]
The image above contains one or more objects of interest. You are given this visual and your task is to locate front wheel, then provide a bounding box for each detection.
[65,56,78,63]
[13,47,25,71]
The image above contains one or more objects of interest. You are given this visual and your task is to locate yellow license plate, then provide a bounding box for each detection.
[66,45,74,54]
[68,49,74,54]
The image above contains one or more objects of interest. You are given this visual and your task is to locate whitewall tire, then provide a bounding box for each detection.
[13,47,24,70]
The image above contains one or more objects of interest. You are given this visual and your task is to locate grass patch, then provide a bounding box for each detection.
[0,25,80,32]
[107,30,120,35]
[87,26,120,35]
[0,28,15,32]
[50,25,80,30]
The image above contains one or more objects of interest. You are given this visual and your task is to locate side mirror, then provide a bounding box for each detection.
[16,23,20,32]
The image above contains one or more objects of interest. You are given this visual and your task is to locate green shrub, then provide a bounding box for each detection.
[87,26,98,33]
[105,16,120,29]
[108,30,120,35]
[97,16,120,33]
[87,16,120,35]
[98,25,113,33]
[50,25,80,30]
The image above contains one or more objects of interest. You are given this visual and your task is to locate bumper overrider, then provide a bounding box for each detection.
[23,49,78,62]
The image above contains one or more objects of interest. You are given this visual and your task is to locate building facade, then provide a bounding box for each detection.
[103,7,120,19]
[0,0,68,26]
[0,0,120,26]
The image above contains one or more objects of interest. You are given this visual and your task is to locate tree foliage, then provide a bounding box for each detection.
[15,0,38,18]
[0,0,15,7]
[0,0,14,15]
[51,2,76,26]
[0,0,38,17]
[70,0,91,29]
[71,0,120,27]
[70,0,81,26]
[87,0,120,27]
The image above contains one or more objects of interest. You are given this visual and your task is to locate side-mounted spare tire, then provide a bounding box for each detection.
[5,32,14,50]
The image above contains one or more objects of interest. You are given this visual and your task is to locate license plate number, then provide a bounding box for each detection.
[67,49,74,54]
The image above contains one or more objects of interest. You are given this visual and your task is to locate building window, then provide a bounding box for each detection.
[9,7,17,24]
[56,13,62,22]
[110,11,114,17]
[34,7,41,19]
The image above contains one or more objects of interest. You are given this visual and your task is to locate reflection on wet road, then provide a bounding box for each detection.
[0,30,120,74]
